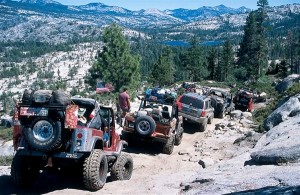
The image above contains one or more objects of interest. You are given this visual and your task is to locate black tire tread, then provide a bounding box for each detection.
[111,153,133,181]
[83,149,108,191]
[162,134,175,154]
[175,127,183,146]
[11,153,39,187]
[24,117,62,152]
[134,115,156,136]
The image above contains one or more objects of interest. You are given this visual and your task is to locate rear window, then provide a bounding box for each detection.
[179,95,203,109]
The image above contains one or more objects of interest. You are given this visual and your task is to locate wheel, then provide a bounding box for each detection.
[208,115,214,124]
[199,121,207,132]
[175,127,183,146]
[111,153,133,181]
[24,117,62,152]
[218,112,225,119]
[134,115,156,136]
[11,152,39,187]
[83,149,108,191]
[162,134,175,154]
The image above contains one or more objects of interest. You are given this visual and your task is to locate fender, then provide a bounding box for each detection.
[72,128,104,152]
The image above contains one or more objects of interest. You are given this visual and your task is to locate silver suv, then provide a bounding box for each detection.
[177,93,214,131]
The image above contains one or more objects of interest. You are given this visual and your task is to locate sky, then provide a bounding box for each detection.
[55,0,298,10]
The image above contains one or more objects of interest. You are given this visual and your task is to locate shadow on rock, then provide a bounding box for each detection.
[0,168,86,194]
[226,185,300,195]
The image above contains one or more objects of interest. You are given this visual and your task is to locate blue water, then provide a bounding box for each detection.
[163,40,224,47]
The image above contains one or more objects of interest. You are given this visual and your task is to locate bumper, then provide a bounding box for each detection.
[179,112,205,124]
[16,148,85,159]
[122,128,170,143]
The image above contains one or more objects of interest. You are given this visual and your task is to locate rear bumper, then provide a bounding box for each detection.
[178,112,205,124]
[122,128,170,143]
[16,148,85,159]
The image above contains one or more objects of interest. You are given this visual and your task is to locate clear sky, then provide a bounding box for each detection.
[55,0,298,10]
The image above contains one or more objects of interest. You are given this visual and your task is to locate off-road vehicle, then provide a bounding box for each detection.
[122,89,183,154]
[209,89,235,118]
[177,92,214,131]
[11,90,133,191]
[233,88,254,112]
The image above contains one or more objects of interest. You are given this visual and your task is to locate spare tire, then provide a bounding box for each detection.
[24,117,62,152]
[134,115,156,137]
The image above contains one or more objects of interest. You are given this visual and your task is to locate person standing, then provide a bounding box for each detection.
[118,87,131,126]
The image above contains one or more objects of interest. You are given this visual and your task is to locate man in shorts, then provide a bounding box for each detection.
[118,87,131,126]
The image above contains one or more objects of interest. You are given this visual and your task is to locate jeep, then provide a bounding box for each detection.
[11,91,133,191]
[122,94,183,155]
[177,93,214,131]
[233,88,254,112]
[209,89,235,118]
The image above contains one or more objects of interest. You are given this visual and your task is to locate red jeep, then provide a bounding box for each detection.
[122,96,183,154]
[12,91,132,191]
[233,88,254,112]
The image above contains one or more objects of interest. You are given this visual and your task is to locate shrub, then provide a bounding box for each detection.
[0,127,13,141]
[0,155,13,166]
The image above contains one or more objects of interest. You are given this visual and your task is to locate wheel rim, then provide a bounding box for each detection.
[33,120,53,142]
[137,120,151,133]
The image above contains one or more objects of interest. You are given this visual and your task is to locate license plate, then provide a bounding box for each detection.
[20,107,48,116]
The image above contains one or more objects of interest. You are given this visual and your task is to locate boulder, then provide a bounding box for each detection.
[230,110,242,119]
[239,118,254,128]
[275,74,300,93]
[242,112,252,120]
[251,116,300,164]
[263,94,300,130]
[0,140,14,156]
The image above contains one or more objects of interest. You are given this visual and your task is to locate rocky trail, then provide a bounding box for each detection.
[0,115,259,194]
[1,87,300,194]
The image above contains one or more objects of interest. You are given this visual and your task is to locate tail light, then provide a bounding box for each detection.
[201,110,206,117]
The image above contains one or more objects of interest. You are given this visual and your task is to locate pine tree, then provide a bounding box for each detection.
[86,24,140,92]
[255,0,269,77]
[219,39,234,81]
[181,37,208,82]
[207,48,218,80]
[151,47,174,86]
[237,11,258,78]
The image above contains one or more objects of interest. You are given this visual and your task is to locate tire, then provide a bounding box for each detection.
[11,152,39,187]
[175,127,183,146]
[134,115,156,137]
[199,121,207,132]
[83,149,108,191]
[218,112,225,119]
[24,117,62,152]
[111,153,133,181]
[208,115,213,124]
[162,134,175,154]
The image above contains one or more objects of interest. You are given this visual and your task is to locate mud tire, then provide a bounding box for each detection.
[162,134,175,154]
[83,149,108,191]
[199,121,207,132]
[175,127,183,146]
[134,115,156,136]
[11,152,39,187]
[111,153,133,181]
[24,117,62,152]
